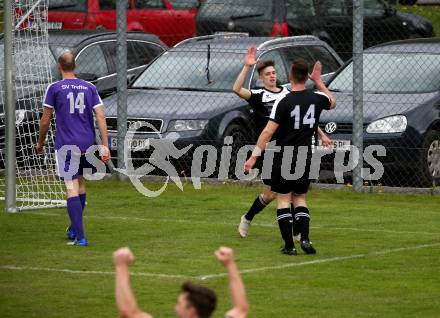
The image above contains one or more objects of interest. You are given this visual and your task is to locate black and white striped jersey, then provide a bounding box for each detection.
[247,86,289,132]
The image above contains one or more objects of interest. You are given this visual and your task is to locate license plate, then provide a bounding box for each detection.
[47,22,63,30]
[315,139,351,152]
[109,137,150,150]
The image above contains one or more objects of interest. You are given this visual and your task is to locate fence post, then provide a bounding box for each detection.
[116,0,128,180]
[352,0,364,192]
[4,0,17,212]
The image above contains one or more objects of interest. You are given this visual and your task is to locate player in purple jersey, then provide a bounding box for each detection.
[36,51,110,247]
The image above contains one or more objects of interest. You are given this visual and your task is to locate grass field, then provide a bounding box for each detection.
[0,179,439,318]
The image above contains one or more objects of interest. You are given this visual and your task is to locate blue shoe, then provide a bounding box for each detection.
[66,226,76,241]
[67,238,87,246]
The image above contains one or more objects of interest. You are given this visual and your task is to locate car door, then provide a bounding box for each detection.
[131,0,175,46]
[362,0,409,48]
[95,0,130,30]
[167,0,199,44]
[315,0,352,61]
[47,0,88,29]
[75,42,113,96]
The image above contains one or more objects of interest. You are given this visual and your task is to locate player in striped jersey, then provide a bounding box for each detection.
[233,47,331,239]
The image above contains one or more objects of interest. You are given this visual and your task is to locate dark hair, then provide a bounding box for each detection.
[181,282,217,318]
[290,58,309,83]
[58,52,76,72]
[256,59,275,74]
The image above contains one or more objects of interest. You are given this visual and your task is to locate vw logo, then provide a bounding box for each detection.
[324,122,337,134]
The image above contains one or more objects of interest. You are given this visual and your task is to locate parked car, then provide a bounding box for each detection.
[46,0,199,46]
[196,0,435,60]
[0,31,166,168]
[102,33,343,177]
[319,37,440,186]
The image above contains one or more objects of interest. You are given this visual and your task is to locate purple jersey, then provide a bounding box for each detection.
[43,78,103,152]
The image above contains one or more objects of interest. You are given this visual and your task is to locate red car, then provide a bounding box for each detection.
[46,0,199,46]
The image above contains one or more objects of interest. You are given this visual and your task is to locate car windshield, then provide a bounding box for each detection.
[132,50,244,92]
[199,0,272,20]
[0,44,57,83]
[329,53,440,93]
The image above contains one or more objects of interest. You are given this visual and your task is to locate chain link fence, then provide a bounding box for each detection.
[1,0,440,208]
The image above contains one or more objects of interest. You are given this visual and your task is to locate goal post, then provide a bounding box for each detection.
[1,0,66,211]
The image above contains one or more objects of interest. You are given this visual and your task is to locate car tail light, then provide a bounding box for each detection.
[84,13,97,29]
[271,22,288,37]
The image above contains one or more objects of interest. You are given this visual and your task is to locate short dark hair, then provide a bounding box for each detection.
[181,282,217,318]
[58,51,76,72]
[290,58,309,83]
[257,59,275,74]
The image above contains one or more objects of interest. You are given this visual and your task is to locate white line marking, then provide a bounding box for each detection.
[0,265,192,279]
[197,242,440,280]
[22,211,440,236]
[1,243,439,281]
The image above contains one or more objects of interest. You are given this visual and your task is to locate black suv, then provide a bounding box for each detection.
[102,33,343,176]
[196,0,435,60]
[0,31,166,168]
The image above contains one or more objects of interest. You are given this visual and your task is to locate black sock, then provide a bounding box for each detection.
[244,194,267,221]
[294,206,310,241]
[291,203,300,236]
[277,208,294,249]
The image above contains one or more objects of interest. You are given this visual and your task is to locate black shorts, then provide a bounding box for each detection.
[256,153,272,187]
[56,150,97,180]
[270,152,311,195]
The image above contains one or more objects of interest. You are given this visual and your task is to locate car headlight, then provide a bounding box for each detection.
[366,115,407,134]
[168,119,208,131]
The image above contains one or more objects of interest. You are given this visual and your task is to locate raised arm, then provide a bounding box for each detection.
[215,247,249,318]
[232,47,257,100]
[113,248,152,318]
[36,107,54,154]
[94,106,110,163]
[309,61,336,109]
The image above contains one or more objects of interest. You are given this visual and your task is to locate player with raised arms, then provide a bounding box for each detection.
[245,59,336,255]
[233,47,331,239]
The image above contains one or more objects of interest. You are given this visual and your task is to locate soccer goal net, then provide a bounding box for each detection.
[0,0,66,210]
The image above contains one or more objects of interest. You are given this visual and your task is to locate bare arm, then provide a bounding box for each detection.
[36,107,54,154]
[317,127,331,147]
[215,247,249,318]
[232,65,252,100]
[309,61,336,109]
[114,248,152,318]
[244,121,279,172]
[94,106,110,163]
[232,47,257,100]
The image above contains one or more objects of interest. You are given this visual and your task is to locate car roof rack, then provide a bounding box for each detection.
[257,35,319,50]
[174,32,249,47]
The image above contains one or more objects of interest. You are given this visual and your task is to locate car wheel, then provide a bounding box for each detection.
[418,130,440,187]
[218,124,248,180]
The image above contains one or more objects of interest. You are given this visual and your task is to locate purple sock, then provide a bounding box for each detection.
[67,196,85,241]
[79,193,86,211]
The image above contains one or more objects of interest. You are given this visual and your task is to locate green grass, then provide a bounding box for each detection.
[1,179,440,318]
[398,4,440,36]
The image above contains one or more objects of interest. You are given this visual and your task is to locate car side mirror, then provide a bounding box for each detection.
[76,72,98,84]
[127,73,137,86]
